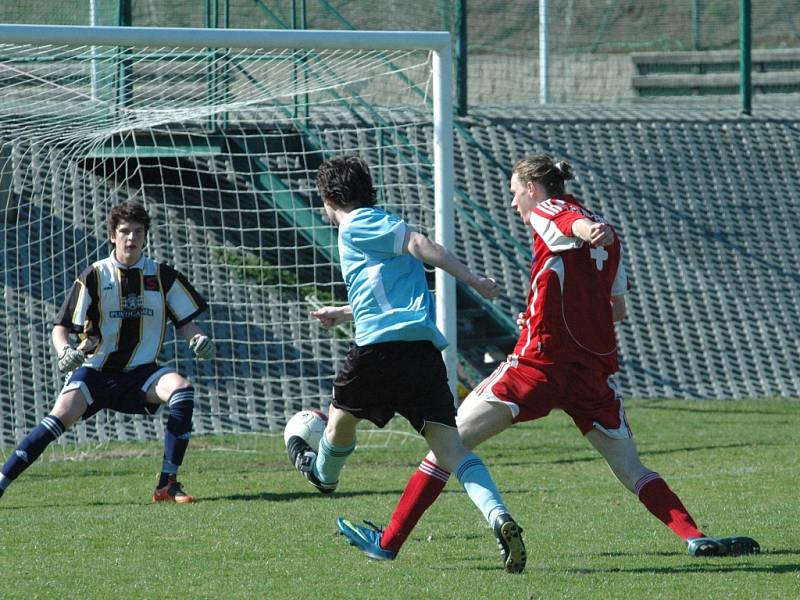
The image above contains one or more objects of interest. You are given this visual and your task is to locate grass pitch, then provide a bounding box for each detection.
[0,398,797,599]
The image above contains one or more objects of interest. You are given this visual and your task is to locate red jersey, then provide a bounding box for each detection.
[513,194,627,375]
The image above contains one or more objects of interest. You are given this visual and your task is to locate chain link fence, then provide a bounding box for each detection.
[3,2,799,108]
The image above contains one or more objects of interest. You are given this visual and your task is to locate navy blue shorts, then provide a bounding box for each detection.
[332,340,456,434]
[59,363,171,420]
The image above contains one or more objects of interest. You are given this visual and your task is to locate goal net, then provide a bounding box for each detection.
[0,25,454,449]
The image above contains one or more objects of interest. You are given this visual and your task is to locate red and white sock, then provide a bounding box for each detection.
[381,458,450,553]
[635,472,704,540]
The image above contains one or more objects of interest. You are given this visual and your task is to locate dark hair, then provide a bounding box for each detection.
[315,155,376,209]
[513,155,574,196]
[107,201,150,243]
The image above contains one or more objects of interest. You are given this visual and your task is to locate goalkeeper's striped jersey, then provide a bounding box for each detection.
[54,253,208,372]
[515,194,628,375]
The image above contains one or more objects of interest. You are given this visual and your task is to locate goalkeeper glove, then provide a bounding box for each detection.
[189,334,215,360]
[57,345,85,372]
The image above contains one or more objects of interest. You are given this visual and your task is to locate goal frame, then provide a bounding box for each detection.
[0,23,458,394]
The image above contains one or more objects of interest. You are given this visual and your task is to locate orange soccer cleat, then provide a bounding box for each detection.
[152,473,196,504]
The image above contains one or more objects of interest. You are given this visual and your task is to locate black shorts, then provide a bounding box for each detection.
[332,340,456,434]
[59,363,169,420]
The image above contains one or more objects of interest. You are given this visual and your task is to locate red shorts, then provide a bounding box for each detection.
[472,358,631,438]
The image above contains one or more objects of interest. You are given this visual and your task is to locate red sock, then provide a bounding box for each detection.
[636,472,704,540]
[381,458,450,553]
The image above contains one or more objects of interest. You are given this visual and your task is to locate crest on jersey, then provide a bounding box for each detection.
[144,275,159,291]
[110,293,154,318]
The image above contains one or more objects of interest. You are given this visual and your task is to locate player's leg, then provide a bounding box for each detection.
[0,389,87,498]
[288,405,358,493]
[375,367,523,566]
[585,429,706,540]
[339,418,525,572]
[571,371,706,543]
[337,422,464,563]
[291,344,373,493]
[379,352,523,571]
[429,389,515,461]
[381,374,521,548]
[585,428,759,556]
[312,405,356,487]
[381,393,515,553]
[147,371,195,503]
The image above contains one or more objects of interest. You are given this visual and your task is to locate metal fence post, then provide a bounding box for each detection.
[740,0,751,115]
[455,0,467,116]
[539,0,550,104]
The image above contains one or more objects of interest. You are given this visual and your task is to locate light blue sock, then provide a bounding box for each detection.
[455,453,507,526]
[313,432,355,485]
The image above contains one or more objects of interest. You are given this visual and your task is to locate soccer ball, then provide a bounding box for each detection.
[283,409,328,450]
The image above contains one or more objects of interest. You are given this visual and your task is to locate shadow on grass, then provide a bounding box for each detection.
[498,441,768,468]
[637,403,798,416]
[566,562,800,574]
[202,488,404,502]
[592,548,800,574]
[0,499,144,510]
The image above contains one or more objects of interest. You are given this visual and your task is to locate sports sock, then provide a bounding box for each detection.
[1,415,66,484]
[381,458,450,553]
[455,453,507,526]
[159,387,194,488]
[313,431,354,485]
[636,472,704,540]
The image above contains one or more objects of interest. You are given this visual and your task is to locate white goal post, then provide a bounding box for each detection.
[0,24,455,445]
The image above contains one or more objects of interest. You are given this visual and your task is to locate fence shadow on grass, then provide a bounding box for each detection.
[566,562,800,575]
[637,403,798,417]
[499,441,766,469]
[203,488,405,502]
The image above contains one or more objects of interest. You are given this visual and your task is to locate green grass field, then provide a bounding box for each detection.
[0,398,797,599]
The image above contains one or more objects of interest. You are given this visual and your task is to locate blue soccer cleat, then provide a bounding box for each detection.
[336,517,397,561]
[687,536,760,557]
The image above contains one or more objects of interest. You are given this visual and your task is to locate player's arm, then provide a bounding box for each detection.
[611,295,626,322]
[610,254,628,323]
[52,271,94,372]
[572,218,615,247]
[177,321,215,360]
[311,305,353,328]
[52,324,71,351]
[52,324,84,372]
[404,230,499,299]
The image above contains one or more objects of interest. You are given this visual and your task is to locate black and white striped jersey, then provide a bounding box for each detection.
[54,253,208,372]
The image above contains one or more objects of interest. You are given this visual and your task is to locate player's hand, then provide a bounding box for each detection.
[472,276,499,299]
[189,334,215,360]
[311,306,352,328]
[586,223,615,247]
[57,345,84,372]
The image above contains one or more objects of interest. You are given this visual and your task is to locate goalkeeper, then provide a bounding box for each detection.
[0,201,215,504]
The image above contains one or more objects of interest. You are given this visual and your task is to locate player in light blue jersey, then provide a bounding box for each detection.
[334,197,448,351]
[287,155,526,573]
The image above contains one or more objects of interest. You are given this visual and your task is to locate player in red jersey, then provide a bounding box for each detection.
[375,155,759,558]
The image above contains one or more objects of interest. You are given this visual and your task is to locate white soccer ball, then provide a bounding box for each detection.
[283,409,328,450]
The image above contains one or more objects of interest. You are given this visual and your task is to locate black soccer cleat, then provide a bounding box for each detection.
[286,435,337,494]
[492,513,527,573]
[687,536,761,557]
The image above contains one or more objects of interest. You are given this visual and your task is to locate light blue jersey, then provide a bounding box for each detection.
[338,207,447,350]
